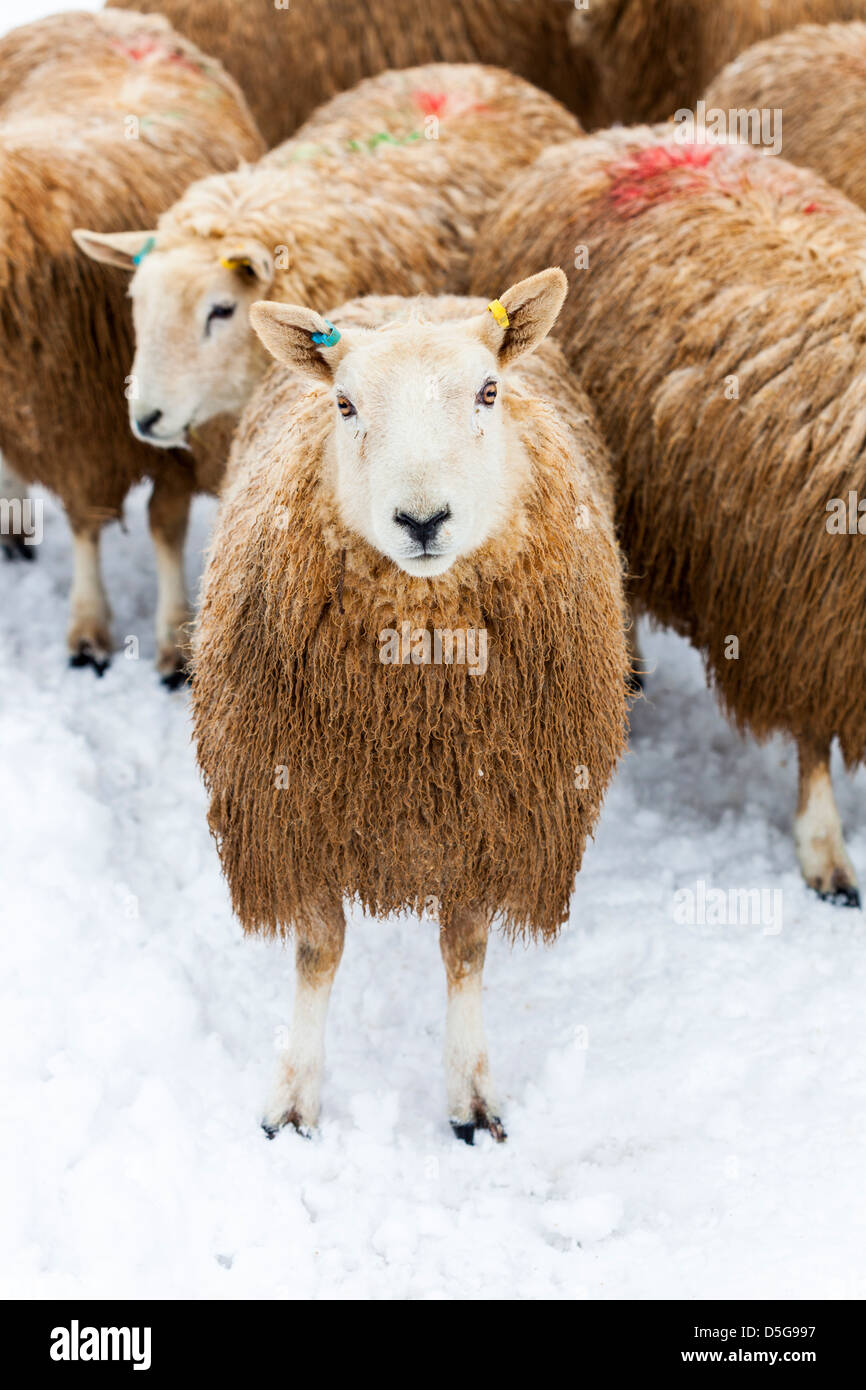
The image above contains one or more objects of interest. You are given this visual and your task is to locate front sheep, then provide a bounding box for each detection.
[471,128,866,905]
[192,271,629,1141]
[75,63,580,463]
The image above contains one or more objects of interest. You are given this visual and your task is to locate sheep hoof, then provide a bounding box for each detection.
[69,641,110,676]
[261,1110,313,1141]
[1,535,35,562]
[816,881,861,909]
[450,1113,507,1146]
[160,666,190,692]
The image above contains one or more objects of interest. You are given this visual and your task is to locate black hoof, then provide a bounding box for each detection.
[161,667,189,692]
[451,1121,476,1146]
[69,645,109,676]
[817,884,861,909]
[262,1122,280,1141]
[261,1113,312,1141]
[2,536,35,562]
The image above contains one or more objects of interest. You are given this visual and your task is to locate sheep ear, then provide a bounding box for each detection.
[250,301,347,382]
[218,240,274,288]
[477,267,568,367]
[72,228,156,271]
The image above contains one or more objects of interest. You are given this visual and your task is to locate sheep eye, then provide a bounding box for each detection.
[337,394,356,419]
[205,302,236,336]
[476,379,498,407]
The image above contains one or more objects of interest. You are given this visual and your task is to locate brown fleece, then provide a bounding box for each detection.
[108,0,592,144]
[154,62,581,319]
[0,9,262,539]
[192,295,628,943]
[705,22,866,213]
[567,0,866,126]
[470,129,866,765]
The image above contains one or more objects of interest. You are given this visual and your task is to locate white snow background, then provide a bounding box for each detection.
[2,0,866,1301]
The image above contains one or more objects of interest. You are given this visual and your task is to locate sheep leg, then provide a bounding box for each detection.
[0,457,36,562]
[794,736,859,907]
[68,522,111,675]
[261,902,345,1139]
[148,473,193,689]
[439,907,505,1145]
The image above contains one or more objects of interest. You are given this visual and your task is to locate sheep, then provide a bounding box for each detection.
[703,22,866,212]
[106,0,591,144]
[567,0,866,126]
[0,9,263,679]
[470,128,866,905]
[75,63,581,463]
[191,271,629,1140]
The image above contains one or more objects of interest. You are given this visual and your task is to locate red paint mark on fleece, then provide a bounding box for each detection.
[411,89,490,120]
[802,201,828,215]
[608,143,720,217]
[110,36,205,76]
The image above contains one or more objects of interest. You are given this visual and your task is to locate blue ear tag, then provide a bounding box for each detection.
[132,235,156,266]
[311,319,341,347]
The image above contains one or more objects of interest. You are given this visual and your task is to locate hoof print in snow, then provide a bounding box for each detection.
[69,643,109,676]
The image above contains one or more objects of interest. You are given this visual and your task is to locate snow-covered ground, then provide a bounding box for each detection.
[2,483,866,1300]
[3,0,866,1304]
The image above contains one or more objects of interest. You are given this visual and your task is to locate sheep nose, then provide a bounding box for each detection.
[136,408,163,438]
[394,507,451,550]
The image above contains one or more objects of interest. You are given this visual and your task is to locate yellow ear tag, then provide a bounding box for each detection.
[220,256,252,271]
[487,299,510,329]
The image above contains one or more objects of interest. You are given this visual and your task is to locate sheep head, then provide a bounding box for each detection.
[72,227,274,448]
[251,269,567,577]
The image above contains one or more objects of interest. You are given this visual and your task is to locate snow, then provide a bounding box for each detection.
[3,0,866,1304]
[3,482,866,1300]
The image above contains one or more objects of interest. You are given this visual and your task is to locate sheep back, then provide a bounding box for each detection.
[471,129,866,763]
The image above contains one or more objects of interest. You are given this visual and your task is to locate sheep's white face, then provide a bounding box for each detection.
[248,268,569,577]
[329,325,514,576]
[71,228,274,448]
[126,245,272,447]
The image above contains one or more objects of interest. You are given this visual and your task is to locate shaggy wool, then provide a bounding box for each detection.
[470,129,866,765]
[107,0,591,144]
[193,295,628,942]
[152,62,581,322]
[0,9,263,532]
[704,21,866,213]
[567,0,866,126]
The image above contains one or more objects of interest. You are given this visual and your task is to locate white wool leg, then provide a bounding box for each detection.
[440,909,505,1142]
[795,739,859,906]
[68,526,111,666]
[151,533,191,680]
[262,907,345,1136]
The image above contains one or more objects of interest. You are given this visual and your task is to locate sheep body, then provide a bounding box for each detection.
[568,0,866,126]
[193,294,627,943]
[704,22,866,212]
[470,129,866,898]
[107,0,589,144]
[0,9,262,672]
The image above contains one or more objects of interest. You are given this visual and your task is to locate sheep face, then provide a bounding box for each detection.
[72,229,274,447]
[328,325,515,577]
[250,270,568,577]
